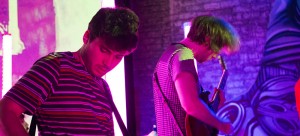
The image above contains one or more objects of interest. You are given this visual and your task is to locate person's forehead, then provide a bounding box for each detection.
[104,45,135,55]
[95,37,135,55]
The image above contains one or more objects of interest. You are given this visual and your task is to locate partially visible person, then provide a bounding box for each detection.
[295,78,300,118]
[153,15,240,136]
[0,7,139,136]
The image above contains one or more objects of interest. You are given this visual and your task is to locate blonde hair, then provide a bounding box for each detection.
[187,15,240,53]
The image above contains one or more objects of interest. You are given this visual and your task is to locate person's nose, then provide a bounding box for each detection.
[103,55,114,68]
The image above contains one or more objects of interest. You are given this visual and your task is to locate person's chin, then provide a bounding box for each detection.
[93,70,105,77]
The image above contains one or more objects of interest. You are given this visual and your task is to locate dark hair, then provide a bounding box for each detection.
[88,7,139,51]
[187,15,240,53]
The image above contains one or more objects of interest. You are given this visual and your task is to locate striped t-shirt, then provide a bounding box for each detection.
[5,52,114,136]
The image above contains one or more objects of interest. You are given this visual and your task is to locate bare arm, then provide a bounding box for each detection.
[174,72,233,134]
[0,97,28,136]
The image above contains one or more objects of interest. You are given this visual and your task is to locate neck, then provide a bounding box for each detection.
[180,38,198,51]
[74,50,85,66]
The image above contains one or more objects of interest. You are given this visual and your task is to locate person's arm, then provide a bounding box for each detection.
[0,54,60,136]
[174,71,233,134]
[0,97,28,136]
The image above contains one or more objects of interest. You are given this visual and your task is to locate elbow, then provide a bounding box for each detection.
[182,99,207,118]
[182,103,197,116]
[182,105,190,114]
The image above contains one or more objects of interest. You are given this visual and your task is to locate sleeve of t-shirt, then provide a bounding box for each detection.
[170,47,198,81]
[4,54,60,115]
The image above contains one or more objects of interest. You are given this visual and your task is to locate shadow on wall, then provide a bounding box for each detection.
[217,0,300,135]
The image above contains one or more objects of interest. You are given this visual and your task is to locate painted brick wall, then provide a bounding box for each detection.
[14,0,56,78]
[0,0,56,96]
[130,0,274,135]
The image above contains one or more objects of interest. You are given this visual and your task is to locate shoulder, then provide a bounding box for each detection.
[30,52,72,73]
[35,52,73,65]
[173,45,194,61]
[46,52,73,60]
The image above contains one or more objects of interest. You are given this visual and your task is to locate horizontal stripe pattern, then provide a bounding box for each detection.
[5,52,114,135]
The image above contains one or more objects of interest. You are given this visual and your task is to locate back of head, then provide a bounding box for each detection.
[88,7,139,52]
[187,15,240,53]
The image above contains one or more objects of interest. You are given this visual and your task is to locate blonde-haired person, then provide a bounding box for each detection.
[153,15,240,136]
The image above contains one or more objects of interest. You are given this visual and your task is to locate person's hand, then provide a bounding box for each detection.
[216,88,226,108]
[218,119,234,135]
[211,88,226,109]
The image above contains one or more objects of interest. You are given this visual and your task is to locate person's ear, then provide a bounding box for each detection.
[83,30,90,44]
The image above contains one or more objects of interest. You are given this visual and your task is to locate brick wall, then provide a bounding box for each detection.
[130,0,171,135]
[130,0,274,135]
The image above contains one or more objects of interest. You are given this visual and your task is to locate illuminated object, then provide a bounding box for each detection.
[0,0,23,97]
[183,22,191,38]
[2,33,12,97]
[9,0,25,55]
[104,59,127,136]
[101,0,115,8]
[183,21,198,72]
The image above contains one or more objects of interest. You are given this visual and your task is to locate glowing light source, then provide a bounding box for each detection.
[2,34,12,97]
[183,21,198,72]
[8,0,25,55]
[101,0,115,8]
[183,22,191,38]
[103,58,126,136]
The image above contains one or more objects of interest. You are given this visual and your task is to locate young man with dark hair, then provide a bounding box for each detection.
[0,7,139,136]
